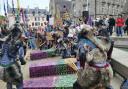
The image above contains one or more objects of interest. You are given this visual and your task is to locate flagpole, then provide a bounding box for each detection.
[3,0,7,16]
[86,0,89,11]
[12,0,15,15]
[16,0,20,22]
[7,0,9,14]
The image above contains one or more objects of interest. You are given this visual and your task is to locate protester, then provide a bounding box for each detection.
[0,22,26,89]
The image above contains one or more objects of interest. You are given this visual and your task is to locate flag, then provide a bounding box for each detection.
[17,0,20,14]
[20,8,25,23]
[17,0,20,11]
[4,1,7,16]
[12,0,15,14]
[7,0,9,13]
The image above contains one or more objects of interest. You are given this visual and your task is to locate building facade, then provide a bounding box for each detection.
[123,0,128,16]
[49,0,72,21]
[8,7,48,28]
[72,0,126,19]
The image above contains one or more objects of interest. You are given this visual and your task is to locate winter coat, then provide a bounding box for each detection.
[125,18,128,26]
[116,18,124,27]
[108,18,115,26]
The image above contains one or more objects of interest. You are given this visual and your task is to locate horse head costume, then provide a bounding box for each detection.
[0,22,26,89]
[75,24,113,89]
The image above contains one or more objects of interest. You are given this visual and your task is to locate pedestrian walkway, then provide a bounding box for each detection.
[111,32,128,38]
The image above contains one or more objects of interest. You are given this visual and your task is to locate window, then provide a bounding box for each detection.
[32,11,35,16]
[35,22,38,26]
[41,23,43,26]
[35,17,37,21]
[35,22,40,26]
[38,17,40,21]
[32,22,34,26]
[38,22,40,26]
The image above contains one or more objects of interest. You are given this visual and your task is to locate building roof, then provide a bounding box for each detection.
[8,7,49,15]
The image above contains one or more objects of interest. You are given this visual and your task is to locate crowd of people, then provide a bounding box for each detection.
[0,14,128,89]
[95,14,128,37]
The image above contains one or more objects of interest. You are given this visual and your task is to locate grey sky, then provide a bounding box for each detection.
[0,0,50,15]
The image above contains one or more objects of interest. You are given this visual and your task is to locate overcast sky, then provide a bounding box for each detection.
[0,0,50,15]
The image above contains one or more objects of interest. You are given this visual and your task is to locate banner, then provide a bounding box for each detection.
[49,17,54,26]
[8,16,15,27]
[17,0,20,15]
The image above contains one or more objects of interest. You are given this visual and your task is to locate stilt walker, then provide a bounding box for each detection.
[0,22,26,89]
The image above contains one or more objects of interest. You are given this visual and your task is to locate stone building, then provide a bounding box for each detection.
[72,0,126,19]
[123,0,128,16]
[49,0,72,20]
[8,7,48,28]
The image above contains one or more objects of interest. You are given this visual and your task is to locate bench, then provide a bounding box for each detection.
[111,48,128,79]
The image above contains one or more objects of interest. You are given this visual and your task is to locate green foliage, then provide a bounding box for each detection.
[0,15,5,20]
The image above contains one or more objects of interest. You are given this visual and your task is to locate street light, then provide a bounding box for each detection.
[95,0,97,19]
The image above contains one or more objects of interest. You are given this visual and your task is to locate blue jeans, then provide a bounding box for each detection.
[18,47,24,59]
[7,82,23,89]
[116,27,123,36]
[29,38,37,49]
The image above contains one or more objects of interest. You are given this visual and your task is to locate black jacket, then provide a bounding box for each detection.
[108,18,115,26]
[125,18,128,26]
[98,28,109,38]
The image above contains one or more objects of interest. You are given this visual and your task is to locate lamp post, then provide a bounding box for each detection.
[86,0,89,11]
[95,0,97,19]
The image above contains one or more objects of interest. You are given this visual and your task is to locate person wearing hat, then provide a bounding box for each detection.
[0,23,26,89]
[73,24,113,89]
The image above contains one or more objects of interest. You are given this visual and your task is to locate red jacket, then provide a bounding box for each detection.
[116,18,124,27]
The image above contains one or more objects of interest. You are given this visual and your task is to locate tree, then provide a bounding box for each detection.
[0,15,5,20]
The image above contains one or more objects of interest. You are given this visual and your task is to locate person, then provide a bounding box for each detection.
[28,28,37,50]
[103,15,109,27]
[0,22,26,89]
[108,15,115,36]
[73,24,113,89]
[124,16,128,35]
[63,24,70,38]
[97,22,114,61]
[98,16,104,26]
[61,39,72,58]
[116,14,124,36]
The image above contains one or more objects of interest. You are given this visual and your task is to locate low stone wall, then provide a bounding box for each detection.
[111,48,128,79]
[111,36,128,48]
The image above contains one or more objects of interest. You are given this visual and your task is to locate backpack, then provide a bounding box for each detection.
[121,80,128,89]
